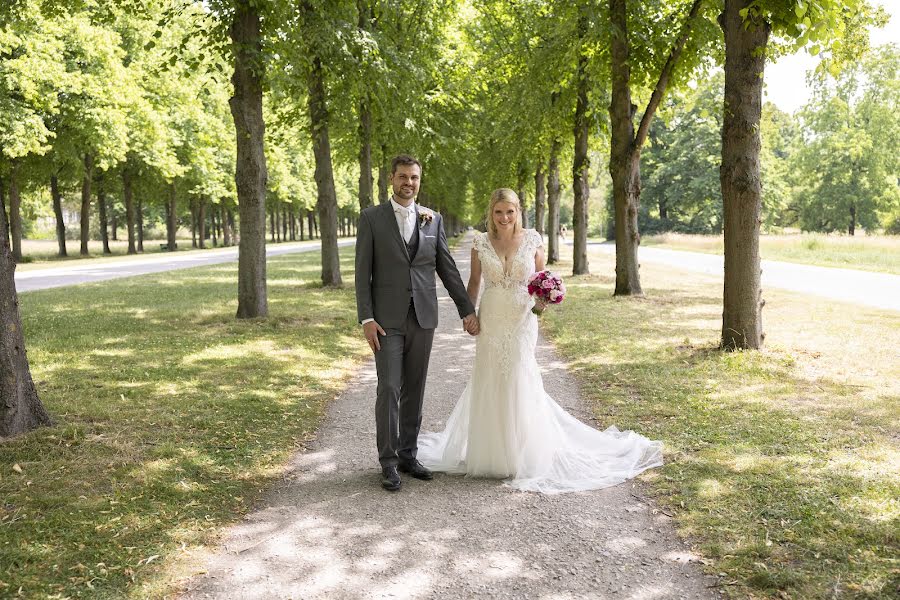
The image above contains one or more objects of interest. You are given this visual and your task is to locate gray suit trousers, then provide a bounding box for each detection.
[374,303,434,468]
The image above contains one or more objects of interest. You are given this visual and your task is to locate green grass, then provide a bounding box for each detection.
[0,247,369,599]
[542,248,899,598]
[640,233,900,275]
[18,237,202,267]
[15,237,325,272]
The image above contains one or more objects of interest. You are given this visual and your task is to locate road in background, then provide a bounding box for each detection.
[15,240,355,293]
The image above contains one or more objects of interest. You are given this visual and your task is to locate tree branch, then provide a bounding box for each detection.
[634,0,704,150]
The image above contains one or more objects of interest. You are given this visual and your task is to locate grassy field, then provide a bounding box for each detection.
[15,238,326,273]
[640,232,900,275]
[4,232,896,598]
[0,247,369,599]
[542,247,899,598]
[20,237,195,262]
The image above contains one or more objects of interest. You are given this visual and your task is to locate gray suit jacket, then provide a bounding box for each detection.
[355,201,474,329]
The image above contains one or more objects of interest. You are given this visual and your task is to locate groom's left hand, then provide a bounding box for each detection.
[462,313,480,336]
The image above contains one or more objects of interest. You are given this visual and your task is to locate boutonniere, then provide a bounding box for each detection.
[418,209,434,228]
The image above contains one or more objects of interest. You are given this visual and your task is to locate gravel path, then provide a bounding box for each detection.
[178,234,720,600]
[15,240,355,292]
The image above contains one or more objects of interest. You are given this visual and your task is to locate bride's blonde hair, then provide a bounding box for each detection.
[486,188,522,237]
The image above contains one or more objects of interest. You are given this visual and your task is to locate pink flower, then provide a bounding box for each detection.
[528,270,565,314]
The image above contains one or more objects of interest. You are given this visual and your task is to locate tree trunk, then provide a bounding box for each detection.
[212,206,219,247]
[849,203,856,236]
[572,15,591,276]
[299,211,306,240]
[123,168,136,254]
[547,139,561,264]
[269,209,275,242]
[8,168,23,263]
[358,97,375,211]
[80,153,93,256]
[277,204,283,242]
[0,220,51,438]
[534,160,546,236]
[222,204,232,246]
[289,204,296,240]
[198,198,207,249]
[608,0,703,294]
[356,0,375,213]
[110,211,118,241]
[377,144,390,204]
[281,204,288,241]
[306,46,342,286]
[516,162,529,229]
[167,182,177,251]
[719,0,769,350]
[609,0,642,295]
[230,1,269,318]
[137,197,144,252]
[97,174,111,255]
[50,175,67,257]
[0,177,7,246]
[191,199,198,248]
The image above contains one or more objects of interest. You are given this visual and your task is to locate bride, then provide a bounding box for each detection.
[418,188,663,494]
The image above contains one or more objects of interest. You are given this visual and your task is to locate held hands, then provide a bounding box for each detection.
[462,313,480,336]
[363,320,386,353]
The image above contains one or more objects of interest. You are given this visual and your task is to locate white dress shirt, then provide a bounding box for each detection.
[390,197,416,243]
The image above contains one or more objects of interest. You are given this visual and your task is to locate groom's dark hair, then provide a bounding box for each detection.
[391,154,422,174]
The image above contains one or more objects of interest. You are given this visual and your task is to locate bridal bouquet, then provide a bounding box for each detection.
[527,270,566,315]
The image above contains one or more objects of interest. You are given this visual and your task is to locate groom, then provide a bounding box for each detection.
[355,154,478,491]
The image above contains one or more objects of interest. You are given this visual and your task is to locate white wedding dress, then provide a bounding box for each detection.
[418,229,663,494]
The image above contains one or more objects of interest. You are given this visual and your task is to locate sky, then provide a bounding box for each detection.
[764,0,899,113]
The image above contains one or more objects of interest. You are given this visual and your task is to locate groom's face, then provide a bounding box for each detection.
[390,164,421,203]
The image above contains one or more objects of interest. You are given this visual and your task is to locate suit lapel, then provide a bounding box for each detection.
[382,201,410,262]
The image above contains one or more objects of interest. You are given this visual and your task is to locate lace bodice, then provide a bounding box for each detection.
[473,229,543,291]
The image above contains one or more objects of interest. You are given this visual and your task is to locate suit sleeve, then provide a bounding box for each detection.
[355,210,375,323]
[434,215,475,319]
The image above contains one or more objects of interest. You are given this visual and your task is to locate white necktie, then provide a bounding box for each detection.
[396,205,411,243]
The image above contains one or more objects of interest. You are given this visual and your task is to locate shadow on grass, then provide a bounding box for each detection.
[543,273,899,599]
[0,250,369,599]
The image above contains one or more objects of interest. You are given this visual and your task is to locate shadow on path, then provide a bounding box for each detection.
[179,233,719,600]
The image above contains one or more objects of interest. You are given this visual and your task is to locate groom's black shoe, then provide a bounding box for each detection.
[381,466,401,491]
[398,459,433,480]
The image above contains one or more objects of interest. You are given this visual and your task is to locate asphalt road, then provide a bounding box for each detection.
[14,240,356,293]
[580,241,900,311]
